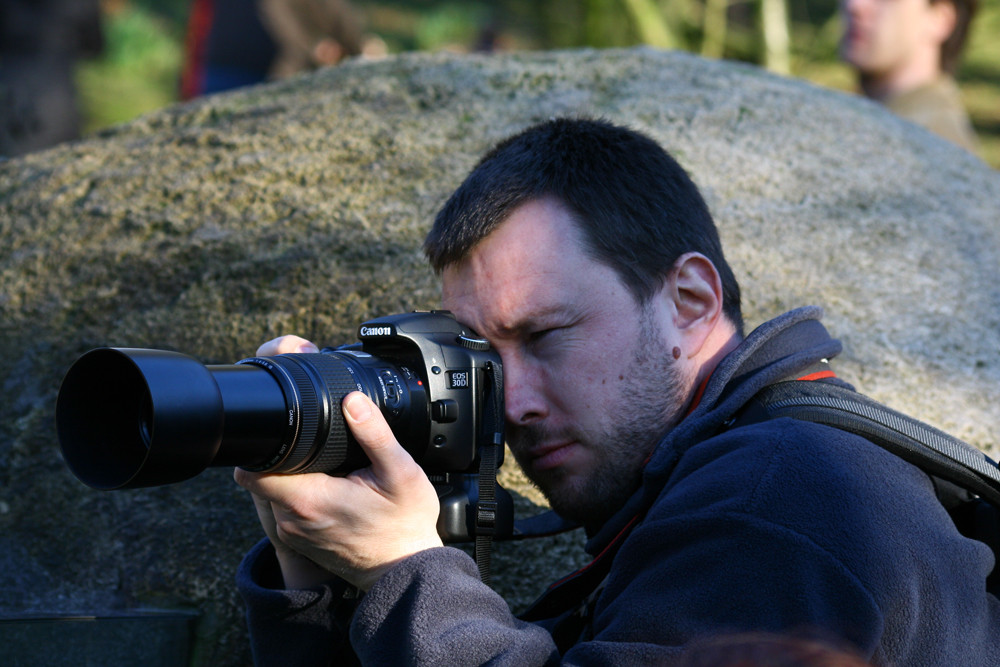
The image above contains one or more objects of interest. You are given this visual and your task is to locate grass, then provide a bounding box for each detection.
[75,3,183,134]
[959,3,1000,167]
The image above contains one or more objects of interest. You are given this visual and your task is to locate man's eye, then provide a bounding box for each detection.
[529,328,557,343]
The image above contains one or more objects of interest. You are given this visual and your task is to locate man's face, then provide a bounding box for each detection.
[840,0,946,78]
[441,197,694,532]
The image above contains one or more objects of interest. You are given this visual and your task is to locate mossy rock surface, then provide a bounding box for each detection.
[2,48,998,665]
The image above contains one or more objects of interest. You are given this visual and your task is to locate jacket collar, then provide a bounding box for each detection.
[583,306,843,555]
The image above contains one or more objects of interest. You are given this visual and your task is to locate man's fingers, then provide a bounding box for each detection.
[342,392,418,482]
[256,335,319,357]
[234,466,312,512]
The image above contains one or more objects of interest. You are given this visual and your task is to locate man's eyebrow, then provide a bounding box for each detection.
[492,304,577,337]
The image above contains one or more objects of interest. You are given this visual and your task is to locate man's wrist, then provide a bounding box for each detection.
[274,544,338,590]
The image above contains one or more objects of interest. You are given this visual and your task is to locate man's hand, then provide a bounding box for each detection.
[235,336,443,591]
[255,334,319,357]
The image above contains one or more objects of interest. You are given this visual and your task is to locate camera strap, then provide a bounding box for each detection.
[474,360,505,586]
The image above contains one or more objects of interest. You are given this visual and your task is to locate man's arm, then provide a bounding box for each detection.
[237,538,362,666]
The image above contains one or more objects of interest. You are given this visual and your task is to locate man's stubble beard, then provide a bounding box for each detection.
[507,311,691,534]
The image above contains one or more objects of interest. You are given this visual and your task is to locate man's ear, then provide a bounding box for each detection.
[929,0,957,45]
[668,252,724,357]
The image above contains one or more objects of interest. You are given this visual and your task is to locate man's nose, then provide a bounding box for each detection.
[842,0,867,17]
[502,357,548,425]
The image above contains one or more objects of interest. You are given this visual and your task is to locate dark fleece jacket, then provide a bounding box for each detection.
[237,306,1000,665]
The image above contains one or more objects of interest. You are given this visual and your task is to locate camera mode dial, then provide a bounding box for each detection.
[457,334,490,351]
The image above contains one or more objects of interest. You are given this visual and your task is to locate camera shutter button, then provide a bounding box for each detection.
[432,399,459,423]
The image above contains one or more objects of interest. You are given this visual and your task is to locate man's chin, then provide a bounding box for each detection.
[523,471,577,515]
[839,48,860,68]
[538,477,606,528]
[838,39,869,68]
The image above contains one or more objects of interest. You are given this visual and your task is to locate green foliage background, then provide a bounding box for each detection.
[78,0,999,167]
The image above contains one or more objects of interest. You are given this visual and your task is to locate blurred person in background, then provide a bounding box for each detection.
[180,0,364,100]
[840,0,979,153]
[0,0,103,157]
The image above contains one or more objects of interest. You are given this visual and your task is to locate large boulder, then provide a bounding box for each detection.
[2,48,998,665]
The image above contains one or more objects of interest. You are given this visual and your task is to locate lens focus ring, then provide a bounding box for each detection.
[272,357,322,473]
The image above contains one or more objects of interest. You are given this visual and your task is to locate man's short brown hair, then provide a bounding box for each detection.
[938,0,978,75]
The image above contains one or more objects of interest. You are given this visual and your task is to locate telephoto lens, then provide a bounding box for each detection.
[55,347,428,490]
[56,311,501,491]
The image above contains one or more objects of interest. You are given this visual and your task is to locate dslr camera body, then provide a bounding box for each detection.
[57,310,512,542]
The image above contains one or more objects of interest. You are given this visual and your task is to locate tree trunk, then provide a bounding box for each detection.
[761,0,791,74]
[620,0,677,49]
[701,0,728,59]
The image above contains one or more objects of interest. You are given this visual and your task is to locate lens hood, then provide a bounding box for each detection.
[56,348,226,490]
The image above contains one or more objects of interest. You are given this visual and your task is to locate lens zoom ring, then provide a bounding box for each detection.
[301,359,365,474]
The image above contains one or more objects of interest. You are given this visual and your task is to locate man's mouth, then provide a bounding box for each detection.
[844,24,867,49]
[528,441,579,472]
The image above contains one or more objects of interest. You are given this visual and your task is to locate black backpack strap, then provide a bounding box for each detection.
[735,378,1000,596]
[735,379,1000,509]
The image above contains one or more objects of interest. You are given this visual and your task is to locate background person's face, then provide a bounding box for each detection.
[441,197,693,531]
[840,0,941,77]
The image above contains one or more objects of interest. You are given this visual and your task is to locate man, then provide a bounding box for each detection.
[839,0,979,152]
[180,0,363,99]
[235,118,999,664]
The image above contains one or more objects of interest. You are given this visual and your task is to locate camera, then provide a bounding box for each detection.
[56,310,513,542]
